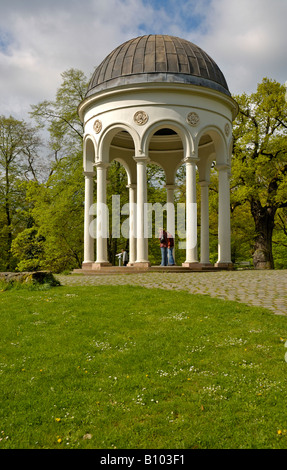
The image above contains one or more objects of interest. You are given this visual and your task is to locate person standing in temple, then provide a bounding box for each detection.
[122,249,128,266]
[167,232,175,266]
[159,228,168,266]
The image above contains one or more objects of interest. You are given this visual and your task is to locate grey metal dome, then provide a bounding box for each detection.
[86,35,230,97]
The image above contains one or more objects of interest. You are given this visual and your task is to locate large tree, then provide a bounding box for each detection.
[11,69,90,272]
[232,78,287,269]
[15,68,140,270]
[12,154,85,272]
[0,115,41,270]
[30,68,87,174]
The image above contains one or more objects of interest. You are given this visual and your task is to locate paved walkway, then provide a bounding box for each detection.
[56,270,287,316]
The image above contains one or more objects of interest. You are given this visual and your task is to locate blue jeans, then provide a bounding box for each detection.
[168,247,175,265]
[161,247,168,266]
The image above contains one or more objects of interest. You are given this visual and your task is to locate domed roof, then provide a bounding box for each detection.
[86,35,230,97]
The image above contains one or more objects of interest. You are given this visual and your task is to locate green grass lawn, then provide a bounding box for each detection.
[0,282,287,449]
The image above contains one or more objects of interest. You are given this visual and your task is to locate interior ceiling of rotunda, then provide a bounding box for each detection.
[110,129,214,158]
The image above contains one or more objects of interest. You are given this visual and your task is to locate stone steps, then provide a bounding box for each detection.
[72,265,226,275]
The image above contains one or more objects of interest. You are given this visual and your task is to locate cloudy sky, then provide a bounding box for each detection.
[0,0,286,120]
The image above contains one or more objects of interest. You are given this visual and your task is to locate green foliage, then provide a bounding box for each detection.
[9,69,90,273]
[10,227,44,272]
[147,164,167,265]
[232,78,287,268]
[30,69,87,157]
[0,115,41,270]
[23,155,84,272]
[273,209,287,269]
[230,202,255,264]
[106,161,129,264]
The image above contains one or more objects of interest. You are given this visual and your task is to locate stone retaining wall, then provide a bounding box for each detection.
[0,271,60,285]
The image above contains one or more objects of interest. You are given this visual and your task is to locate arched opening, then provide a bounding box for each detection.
[146,126,184,265]
[86,122,232,269]
[83,136,96,265]
[84,136,96,172]
[107,130,135,265]
[196,129,231,266]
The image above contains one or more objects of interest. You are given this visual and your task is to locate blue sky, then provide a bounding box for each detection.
[0,31,10,55]
[0,0,286,119]
[140,0,209,33]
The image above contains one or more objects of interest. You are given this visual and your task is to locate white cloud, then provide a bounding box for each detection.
[0,0,157,118]
[0,0,286,120]
[190,0,287,94]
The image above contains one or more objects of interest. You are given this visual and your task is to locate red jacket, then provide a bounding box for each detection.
[159,230,168,248]
[167,233,174,248]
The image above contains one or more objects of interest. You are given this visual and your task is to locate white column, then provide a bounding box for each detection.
[165,184,176,238]
[134,156,150,266]
[215,164,232,266]
[199,180,210,265]
[83,171,95,266]
[127,183,137,265]
[94,162,110,266]
[182,156,199,266]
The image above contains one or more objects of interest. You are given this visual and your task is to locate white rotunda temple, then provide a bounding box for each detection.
[78,35,238,271]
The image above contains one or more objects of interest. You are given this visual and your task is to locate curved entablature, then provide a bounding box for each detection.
[97,123,140,163]
[195,124,229,166]
[141,119,191,158]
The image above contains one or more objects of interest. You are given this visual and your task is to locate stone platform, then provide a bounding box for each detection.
[73,264,232,275]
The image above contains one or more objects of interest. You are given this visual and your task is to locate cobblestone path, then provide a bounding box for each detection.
[56,270,287,316]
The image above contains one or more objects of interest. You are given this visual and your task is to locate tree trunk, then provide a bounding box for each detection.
[251,200,276,269]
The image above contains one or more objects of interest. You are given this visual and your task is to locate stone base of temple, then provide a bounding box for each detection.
[81,262,94,269]
[74,263,232,275]
[91,262,112,270]
[133,261,151,268]
[214,262,233,270]
[181,262,202,270]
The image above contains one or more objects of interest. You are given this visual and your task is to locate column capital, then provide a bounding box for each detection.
[199,180,210,187]
[126,183,137,190]
[94,161,109,169]
[133,155,150,163]
[215,164,231,172]
[83,170,96,177]
[183,155,199,165]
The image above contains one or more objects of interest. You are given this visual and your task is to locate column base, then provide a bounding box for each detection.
[182,261,201,269]
[92,262,112,270]
[214,262,233,270]
[82,262,94,269]
[134,261,151,268]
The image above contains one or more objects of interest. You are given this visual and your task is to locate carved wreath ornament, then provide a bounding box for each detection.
[93,119,102,134]
[187,112,200,127]
[134,111,149,126]
[224,123,230,136]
